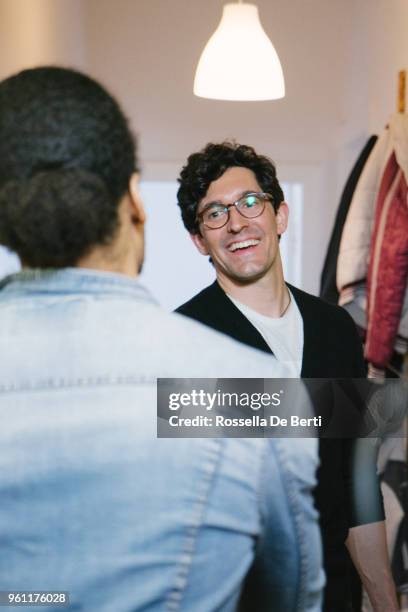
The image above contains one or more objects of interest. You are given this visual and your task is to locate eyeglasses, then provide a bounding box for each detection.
[196,192,273,230]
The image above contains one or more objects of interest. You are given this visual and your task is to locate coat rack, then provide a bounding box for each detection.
[398,69,406,113]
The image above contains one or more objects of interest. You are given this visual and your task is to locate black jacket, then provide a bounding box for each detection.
[176,281,376,611]
[176,281,367,378]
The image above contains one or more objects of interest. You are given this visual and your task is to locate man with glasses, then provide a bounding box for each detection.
[175,141,398,612]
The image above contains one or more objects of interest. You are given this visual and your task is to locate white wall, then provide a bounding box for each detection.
[0,0,86,79]
[84,0,351,163]
[330,0,408,265]
[366,1,408,134]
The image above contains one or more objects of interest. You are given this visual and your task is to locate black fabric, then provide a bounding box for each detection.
[320,135,378,304]
[176,280,367,378]
[175,281,377,611]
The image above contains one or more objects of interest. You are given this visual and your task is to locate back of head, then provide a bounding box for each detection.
[0,67,137,267]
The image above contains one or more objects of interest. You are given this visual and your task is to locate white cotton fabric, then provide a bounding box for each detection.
[227,289,303,377]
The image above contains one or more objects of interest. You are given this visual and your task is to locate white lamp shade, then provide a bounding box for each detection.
[194,3,285,101]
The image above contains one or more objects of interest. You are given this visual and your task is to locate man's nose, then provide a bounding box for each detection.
[226,206,248,232]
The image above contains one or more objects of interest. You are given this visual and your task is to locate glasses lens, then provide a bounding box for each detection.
[237,194,265,218]
[202,205,227,228]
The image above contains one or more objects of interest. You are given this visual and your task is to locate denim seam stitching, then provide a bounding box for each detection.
[274,439,309,612]
[166,439,222,611]
[0,376,157,393]
[256,442,266,532]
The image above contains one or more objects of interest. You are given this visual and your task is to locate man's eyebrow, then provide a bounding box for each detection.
[200,190,256,211]
[200,200,223,211]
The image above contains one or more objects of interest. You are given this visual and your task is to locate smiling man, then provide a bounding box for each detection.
[175,141,398,612]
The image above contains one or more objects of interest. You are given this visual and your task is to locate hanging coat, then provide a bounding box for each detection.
[337,114,408,370]
[320,136,377,304]
[337,128,393,294]
[365,144,408,368]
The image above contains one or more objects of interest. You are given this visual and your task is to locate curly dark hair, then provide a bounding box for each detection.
[0,66,137,267]
[177,141,284,234]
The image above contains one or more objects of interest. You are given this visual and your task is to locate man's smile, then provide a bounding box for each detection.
[227,238,261,253]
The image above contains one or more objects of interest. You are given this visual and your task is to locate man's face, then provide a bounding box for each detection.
[190,166,288,285]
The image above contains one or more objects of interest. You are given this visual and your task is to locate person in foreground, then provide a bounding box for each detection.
[0,68,323,611]
[175,142,398,612]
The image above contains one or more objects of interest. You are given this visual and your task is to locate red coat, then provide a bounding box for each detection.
[365,151,408,368]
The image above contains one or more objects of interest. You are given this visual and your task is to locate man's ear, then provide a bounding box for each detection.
[190,231,209,256]
[276,202,289,236]
[128,173,146,225]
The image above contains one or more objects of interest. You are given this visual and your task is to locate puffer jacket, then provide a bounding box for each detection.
[365,149,408,368]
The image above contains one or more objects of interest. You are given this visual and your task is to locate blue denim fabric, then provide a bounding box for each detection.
[0,269,323,611]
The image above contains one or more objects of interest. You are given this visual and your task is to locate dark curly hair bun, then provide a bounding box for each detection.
[0,66,137,267]
[0,169,115,267]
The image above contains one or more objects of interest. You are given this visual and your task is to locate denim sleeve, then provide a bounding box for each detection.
[239,438,324,612]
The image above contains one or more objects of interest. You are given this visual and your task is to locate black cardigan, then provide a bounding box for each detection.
[176,280,367,378]
[176,281,382,611]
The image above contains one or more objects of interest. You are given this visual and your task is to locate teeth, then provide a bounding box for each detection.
[229,239,260,252]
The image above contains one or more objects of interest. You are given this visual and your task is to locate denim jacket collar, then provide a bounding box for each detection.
[0,267,158,305]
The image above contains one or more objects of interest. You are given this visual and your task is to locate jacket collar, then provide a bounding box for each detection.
[0,268,158,305]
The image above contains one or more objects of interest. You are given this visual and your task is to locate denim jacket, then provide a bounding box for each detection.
[0,269,323,611]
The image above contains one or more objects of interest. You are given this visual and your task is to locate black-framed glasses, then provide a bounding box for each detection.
[196,192,273,230]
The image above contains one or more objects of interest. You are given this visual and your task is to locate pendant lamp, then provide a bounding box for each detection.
[193,1,285,101]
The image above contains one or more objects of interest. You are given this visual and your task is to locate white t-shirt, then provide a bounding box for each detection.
[228,289,304,377]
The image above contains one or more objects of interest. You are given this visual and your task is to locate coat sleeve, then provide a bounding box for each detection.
[365,152,408,368]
